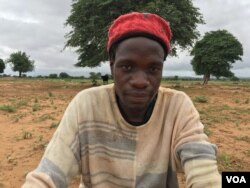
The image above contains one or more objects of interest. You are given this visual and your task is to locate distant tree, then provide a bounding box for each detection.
[173,75,179,80]
[59,72,70,78]
[65,0,204,68]
[6,51,35,77]
[89,72,101,86]
[191,30,243,84]
[0,58,5,74]
[49,74,58,78]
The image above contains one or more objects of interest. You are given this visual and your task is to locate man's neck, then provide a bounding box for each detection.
[116,95,157,126]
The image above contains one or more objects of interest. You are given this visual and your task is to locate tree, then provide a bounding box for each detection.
[7,51,35,77]
[89,72,101,86]
[49,74,58,78]
[59,72,70,78]
[191,30,243,84]
[65,0,204,68]
[0,58,5,74]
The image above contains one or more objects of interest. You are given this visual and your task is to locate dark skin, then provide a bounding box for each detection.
[110,37,165,123]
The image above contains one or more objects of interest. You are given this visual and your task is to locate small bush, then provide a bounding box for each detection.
[243,98,249,104]
[32,104,41,112]
[194,96,208,103]
[48,91,53,97]
[217,152,232,169]
[16,100,28,108]
[0,105,16,112]
[22,131,32,139]
[50,121,60,129]
[37,114,54,122]
[34,98,38,103]
[235,136,250,143]
[234,99,240,103]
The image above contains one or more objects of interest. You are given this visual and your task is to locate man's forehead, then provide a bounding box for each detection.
[118,36,164,48]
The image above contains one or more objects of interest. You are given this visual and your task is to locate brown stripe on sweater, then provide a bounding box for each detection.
[81,144,135,160]
[79,130,136,152]
[79,121,137,139]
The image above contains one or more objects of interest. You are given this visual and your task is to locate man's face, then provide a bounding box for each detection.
[110,37,165,112]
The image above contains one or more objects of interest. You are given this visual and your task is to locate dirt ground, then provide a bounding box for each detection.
[0,77,249,188]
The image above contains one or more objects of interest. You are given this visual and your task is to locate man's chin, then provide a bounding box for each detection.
[125,101,149,111]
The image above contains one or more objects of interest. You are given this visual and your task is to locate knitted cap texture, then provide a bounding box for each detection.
[107,12,172,53]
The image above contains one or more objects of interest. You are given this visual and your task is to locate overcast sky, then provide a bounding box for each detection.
[1,0,249,78]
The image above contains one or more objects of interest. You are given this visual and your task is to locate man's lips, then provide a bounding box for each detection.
[126,91,149,97]
[126,92,150,102]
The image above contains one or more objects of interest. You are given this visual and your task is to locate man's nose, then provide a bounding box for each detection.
[130,71,149,89]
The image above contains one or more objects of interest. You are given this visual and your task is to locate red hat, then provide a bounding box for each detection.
[107,12,172,54]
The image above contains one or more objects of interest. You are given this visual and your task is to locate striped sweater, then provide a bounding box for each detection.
[22,84,221,188]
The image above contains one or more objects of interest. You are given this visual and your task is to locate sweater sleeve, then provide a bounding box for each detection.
[22,97,81,188]
[172,92,221,188]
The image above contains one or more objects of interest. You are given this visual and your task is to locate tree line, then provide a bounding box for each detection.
[0,0,244,84]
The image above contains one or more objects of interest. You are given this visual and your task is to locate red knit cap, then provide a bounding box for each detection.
[107,12,172,54]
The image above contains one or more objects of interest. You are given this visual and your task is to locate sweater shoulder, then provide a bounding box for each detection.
[159,86,188,99]
[75,84,114,101]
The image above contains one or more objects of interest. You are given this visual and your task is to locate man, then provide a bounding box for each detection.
[22,12,221,188]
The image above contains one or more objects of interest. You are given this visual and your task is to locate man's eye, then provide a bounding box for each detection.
[150,67,160,73]
[122,65,132,71]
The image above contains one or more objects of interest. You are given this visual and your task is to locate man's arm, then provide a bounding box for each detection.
[172,92,221,188]
[22,171,56,188]
[177,142,221,188]
[22,97,81,188]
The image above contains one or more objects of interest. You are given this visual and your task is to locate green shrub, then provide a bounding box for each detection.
[0,105,16,112]
[22,131,32,139]
[37,114,54,122]
[50,121,60,129]
[32,104,41,112]
[194,96,208,103]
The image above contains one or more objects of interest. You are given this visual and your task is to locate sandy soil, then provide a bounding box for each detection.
[0,78,249,188]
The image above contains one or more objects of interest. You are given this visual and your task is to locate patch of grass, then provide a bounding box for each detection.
[32,103,41,112]
[217,152,246,171]
[33,135,48,151]
[0,105,16,112]
[15,100,28,108]
[198,109,224,126]
[6,155,17,165]
[22,130,33,139]
[232,107,250,114]
[34,97,38,103]
[37,114,54,122]
[234,99,240,103]
[48,91,54,97]
[235,136,250,143]
[194,96,208,103]
[49,121,60,129]
[245,150,250,156]
[203,124,211,136]
[37,135,43,142]
[12,113,26,122]
[217,152,232,170]
[243,98,249,104]
[172,82,181,88]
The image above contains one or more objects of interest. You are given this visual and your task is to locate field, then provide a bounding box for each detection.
[0,77,250,187]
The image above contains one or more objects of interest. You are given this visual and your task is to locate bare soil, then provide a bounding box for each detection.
[0,78,249,188]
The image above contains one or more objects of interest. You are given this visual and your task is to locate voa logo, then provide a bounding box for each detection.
[226,176,246,184]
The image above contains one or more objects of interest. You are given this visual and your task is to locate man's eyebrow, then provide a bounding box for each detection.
[150,61,163,66]
[115,58,135,64]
